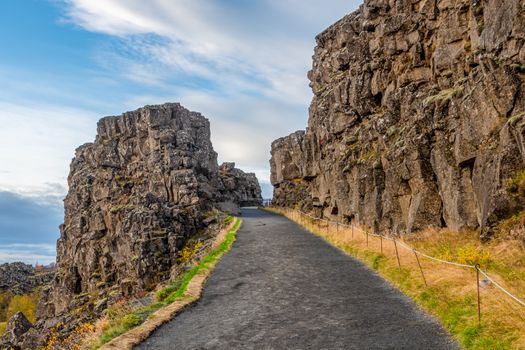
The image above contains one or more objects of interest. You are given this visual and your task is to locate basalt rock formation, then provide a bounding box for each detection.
[27,103,261,341]
[0,263,53,295]
[271,0,525,239]
[217,162,263,214]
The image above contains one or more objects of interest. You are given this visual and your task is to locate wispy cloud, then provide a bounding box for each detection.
[2,1,359,202]
[0,102,99,195]
[58,0,359,199]
[0,243,56,265]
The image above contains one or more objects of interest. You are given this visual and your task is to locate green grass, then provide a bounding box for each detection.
[91,218,242,348]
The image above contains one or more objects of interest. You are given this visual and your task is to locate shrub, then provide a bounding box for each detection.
[6,291,39,323]
[121,313,142,329]
[372,254,384,270]
[156,285,177,302]
[177,241,203,264]
[456,244,491,266]
[44,322,96,350]
[507,170,525,195]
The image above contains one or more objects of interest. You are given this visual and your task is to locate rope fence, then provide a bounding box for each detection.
[274,206,525,324]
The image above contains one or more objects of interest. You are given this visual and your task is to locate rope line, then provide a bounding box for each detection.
[395,239,476,269]
[290,208,525,308]
[478,269,525,307]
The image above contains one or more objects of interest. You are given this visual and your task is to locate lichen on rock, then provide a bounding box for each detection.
[271,0,525,239]
[18,103,263,346]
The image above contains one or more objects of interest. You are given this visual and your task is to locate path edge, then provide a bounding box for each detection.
[99,217,242,350]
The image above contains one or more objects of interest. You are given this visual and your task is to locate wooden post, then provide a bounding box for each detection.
[366,231,369,247]
[393,239,401,269]
[380,235,383,254]
[476,264,481,325]
[413,249,427,287]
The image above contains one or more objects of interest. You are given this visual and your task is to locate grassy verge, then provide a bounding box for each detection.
[267,208,525,350]
[85,217,242,349]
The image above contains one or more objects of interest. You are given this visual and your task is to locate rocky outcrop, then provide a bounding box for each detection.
[31,103,261,341]
[0,312,36,350]
[217,162,262,214]
[0,263,53,295]
[271,0,525,239]
[270,131,313,209]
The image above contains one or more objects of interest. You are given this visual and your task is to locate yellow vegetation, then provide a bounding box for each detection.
[44,322,96,350]
[178,241,204,264]
[270,208,525,350]
[6,291,39,323]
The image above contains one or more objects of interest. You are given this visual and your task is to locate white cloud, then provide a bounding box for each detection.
[62,0,358,108]
[2,1,360,200]
[0,102,99,195]
[58,1,360,194]
[0,244,56,265]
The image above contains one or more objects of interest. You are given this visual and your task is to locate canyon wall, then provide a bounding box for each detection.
[32,103,260,336]
[271,0,525,238]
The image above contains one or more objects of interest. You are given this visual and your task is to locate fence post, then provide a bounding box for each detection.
[393,238,401,269]
[366,230,369,247]
[413,249,427,287]
[476,264,481,325]
[380,235,383,254]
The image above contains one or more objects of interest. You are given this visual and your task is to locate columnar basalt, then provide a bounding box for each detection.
[218,162,263,213]
[271,0,525,239]
[33,103,261,336]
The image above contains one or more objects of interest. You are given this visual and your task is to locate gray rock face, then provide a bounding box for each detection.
[271,0,525,239]
[270,131,313,209]
[218,162,262,213]
[0,312,33,349]
[0,263,53,295]
[34,103,262,338]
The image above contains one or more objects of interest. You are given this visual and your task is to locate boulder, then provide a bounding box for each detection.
[0,312,33,349]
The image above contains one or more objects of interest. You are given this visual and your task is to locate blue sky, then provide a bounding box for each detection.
[0,0,360,263]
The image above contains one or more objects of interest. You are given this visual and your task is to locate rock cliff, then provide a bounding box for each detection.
[26,103,261,341]
[271,0,525,239]
[217,162,263,214]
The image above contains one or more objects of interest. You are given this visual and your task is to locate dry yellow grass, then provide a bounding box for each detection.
[269,208,525,350]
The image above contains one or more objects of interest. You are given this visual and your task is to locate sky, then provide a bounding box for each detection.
[0,0,360,264]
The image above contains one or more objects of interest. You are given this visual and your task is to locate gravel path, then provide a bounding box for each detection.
[137,208,459,350]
